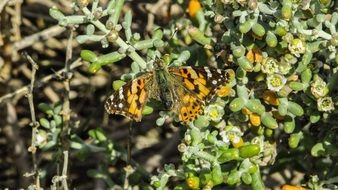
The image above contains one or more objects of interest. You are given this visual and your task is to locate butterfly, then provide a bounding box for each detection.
[105,59,233,124]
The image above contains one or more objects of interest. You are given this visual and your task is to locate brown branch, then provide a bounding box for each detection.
[61,151,69,190]
[51,151,69,190]
[0,0,11,13]
[13,25,66,51]
[12,0,22,41]
[59,27,74,190]
[0,58,83,104]
[24,53,41,189]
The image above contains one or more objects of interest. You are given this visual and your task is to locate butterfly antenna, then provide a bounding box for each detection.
[170,27,178,40]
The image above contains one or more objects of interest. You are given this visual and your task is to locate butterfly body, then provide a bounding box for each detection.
[105,59,232,124]
[153,64,176,110]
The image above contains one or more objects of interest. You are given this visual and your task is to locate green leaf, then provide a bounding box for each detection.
[39,118,50,129]
[288,132,303,149]
[88,128,107,142]
[241,172,252,185]
[81,50,98,62]
[239,20,253,34]
[251,23,265,37]
[229,98,246,112]
[261,112,278,129]
[266,31,278,47]
[211,164,223,185]
[112,80,126,90]
[239,144,260,158]
[188,27,211,45]
[287,101,304,116]
[38,103,54,116]
[311,143,325,157]
[283,115,295,134]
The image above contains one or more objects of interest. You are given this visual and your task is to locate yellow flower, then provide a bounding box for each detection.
[186,176,200,190]
[231,137,244,148]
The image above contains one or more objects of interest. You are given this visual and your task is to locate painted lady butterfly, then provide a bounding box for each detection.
[105,59,233,124]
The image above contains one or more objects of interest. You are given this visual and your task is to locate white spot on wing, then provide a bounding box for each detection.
[118,103,123,108]
[109,95,114,100]
[217,69,222,74]
[212,80,217,85]
[119,88,124,99]
[204,67,212,78]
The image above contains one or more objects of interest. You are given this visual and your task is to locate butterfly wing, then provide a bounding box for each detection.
[169,66,231,103]
[105,72,153,121]
[172,83,205,124]
[168,66,232,124]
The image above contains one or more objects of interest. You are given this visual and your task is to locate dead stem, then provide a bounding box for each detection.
[13,25,65,51]
[62,151,69,190]
[13,0,22,41]
[58,27,74,190]
[0,58,83,104]
[25,52,41,189]
[51,151,69,190]
[0,0,11,13]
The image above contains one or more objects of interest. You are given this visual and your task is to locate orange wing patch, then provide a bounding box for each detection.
[169,66,230,103]
[179,94,204,123]
[105,73,153,122]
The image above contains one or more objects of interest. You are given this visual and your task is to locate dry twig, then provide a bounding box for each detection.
[25,53,41,189]
[59,27,74,190]
[13,25,66,51]
[0,58,83,104]
[0,0,11,13]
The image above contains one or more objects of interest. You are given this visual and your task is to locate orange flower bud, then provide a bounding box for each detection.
[241,107,252,115]
[282,184,308,190]
[246,49,255,64]
[253,48,263,63]
[246,48,263,64]
[263,90,279,106]
[188,0,202,18]
[250,113,261,126]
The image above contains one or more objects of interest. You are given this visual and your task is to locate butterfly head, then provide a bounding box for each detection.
[152,54,172,69]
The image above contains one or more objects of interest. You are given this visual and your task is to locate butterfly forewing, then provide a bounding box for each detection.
[105,73,153,121]
[168,66,231,103]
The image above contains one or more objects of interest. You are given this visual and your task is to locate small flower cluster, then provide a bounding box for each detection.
[310,75,334,112]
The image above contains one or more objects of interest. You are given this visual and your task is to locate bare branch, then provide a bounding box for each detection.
[13,25,66,51]
[62,151,69,190]
[24,52,41,189]
[59,27,74,190]
[0,58,83,104]
[0,0,11,13]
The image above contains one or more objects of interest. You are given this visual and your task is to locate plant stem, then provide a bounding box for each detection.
[25,53,41,189]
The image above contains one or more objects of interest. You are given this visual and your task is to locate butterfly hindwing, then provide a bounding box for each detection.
[172,83,205,124]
